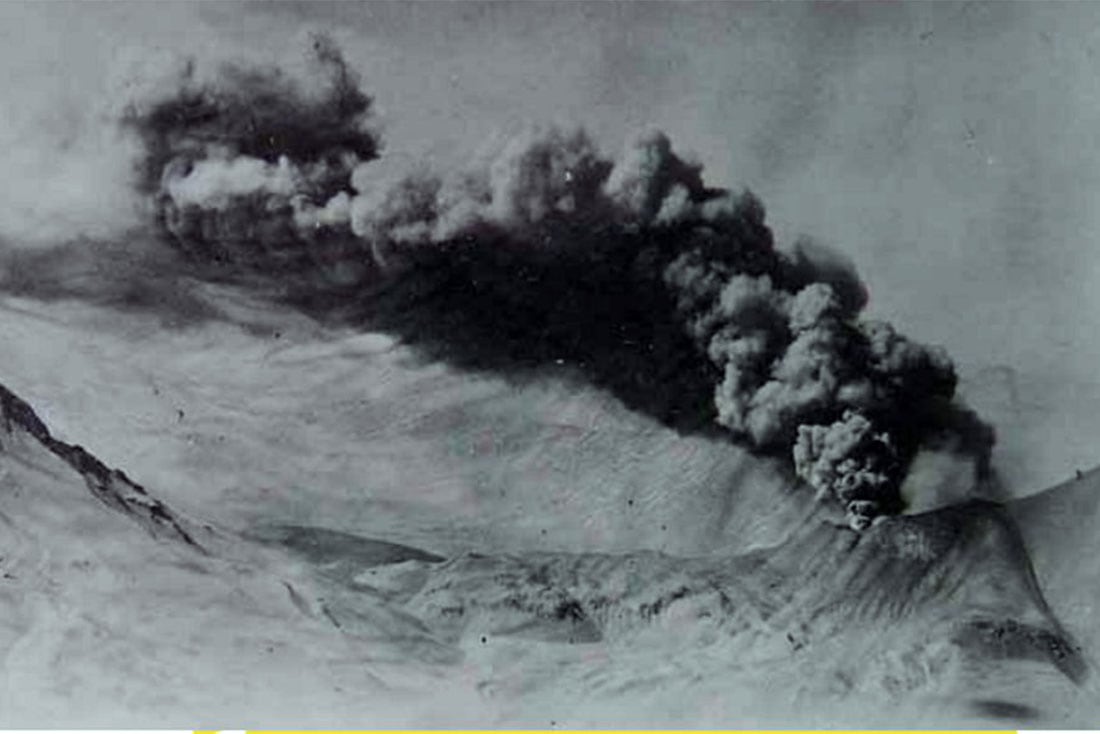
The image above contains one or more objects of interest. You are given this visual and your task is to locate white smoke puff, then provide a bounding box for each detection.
[702,188,768,229]
[792,422,839,499]
[341,122,761,267]
[605,128,708,225]
[349,166,441,244]
[835,378,877,410]
[606,129,677,222]
[484,125,611,233]
[293,191,352,231]
[707,326,772,366]
[900,446,989,514]
[766,322,848,400]
[347,124,616,252]
[346,164,445,271]
[711,332,772,434]
[605,128,672,218]
[125,30,377,209]
[787,282,843,333]
[164,156,302,210]
[655,185,696,225]
[714,363,754,434]
[746,376,831,446]
[742,321,852,445]
[431,169,492,241]
[715,274,783,320]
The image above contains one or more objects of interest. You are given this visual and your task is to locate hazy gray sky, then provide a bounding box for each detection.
[3,1,1100,490]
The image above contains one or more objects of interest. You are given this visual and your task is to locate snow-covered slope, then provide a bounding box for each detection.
[277,500,1095,727]
[0,288,1097,727]
[962,365,1100,497]
[1010,465,1100,663]
[0,375,459,727]
[0,285,799,559]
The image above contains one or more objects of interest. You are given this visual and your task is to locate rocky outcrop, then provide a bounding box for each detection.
[0,382,204,550]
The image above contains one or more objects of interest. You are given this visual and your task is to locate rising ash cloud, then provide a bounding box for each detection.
[121,34,994,530]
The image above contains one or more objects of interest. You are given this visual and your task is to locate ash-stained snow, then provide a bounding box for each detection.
[0,292,1096,727]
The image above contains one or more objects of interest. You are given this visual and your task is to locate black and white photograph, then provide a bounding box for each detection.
[0,0,1098,727]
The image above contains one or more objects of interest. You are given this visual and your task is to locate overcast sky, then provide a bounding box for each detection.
[3,1,1100,491]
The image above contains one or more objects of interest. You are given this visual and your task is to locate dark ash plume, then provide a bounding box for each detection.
[121,32,378,280]
[123,41,994,530]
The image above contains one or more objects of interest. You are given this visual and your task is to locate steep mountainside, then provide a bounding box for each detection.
[1010,465,1100,662]
[0,378,453,727]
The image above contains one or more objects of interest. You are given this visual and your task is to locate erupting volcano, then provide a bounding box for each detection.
[124,33,993,532]
[1,2,1099,727]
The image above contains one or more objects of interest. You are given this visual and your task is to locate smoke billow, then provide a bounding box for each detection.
[120,33,378,280]
[123,36,993,530]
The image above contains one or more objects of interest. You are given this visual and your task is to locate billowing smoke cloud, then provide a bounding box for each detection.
[659,215,987,527]
[121,32,378,280]
[124,36,994,530]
